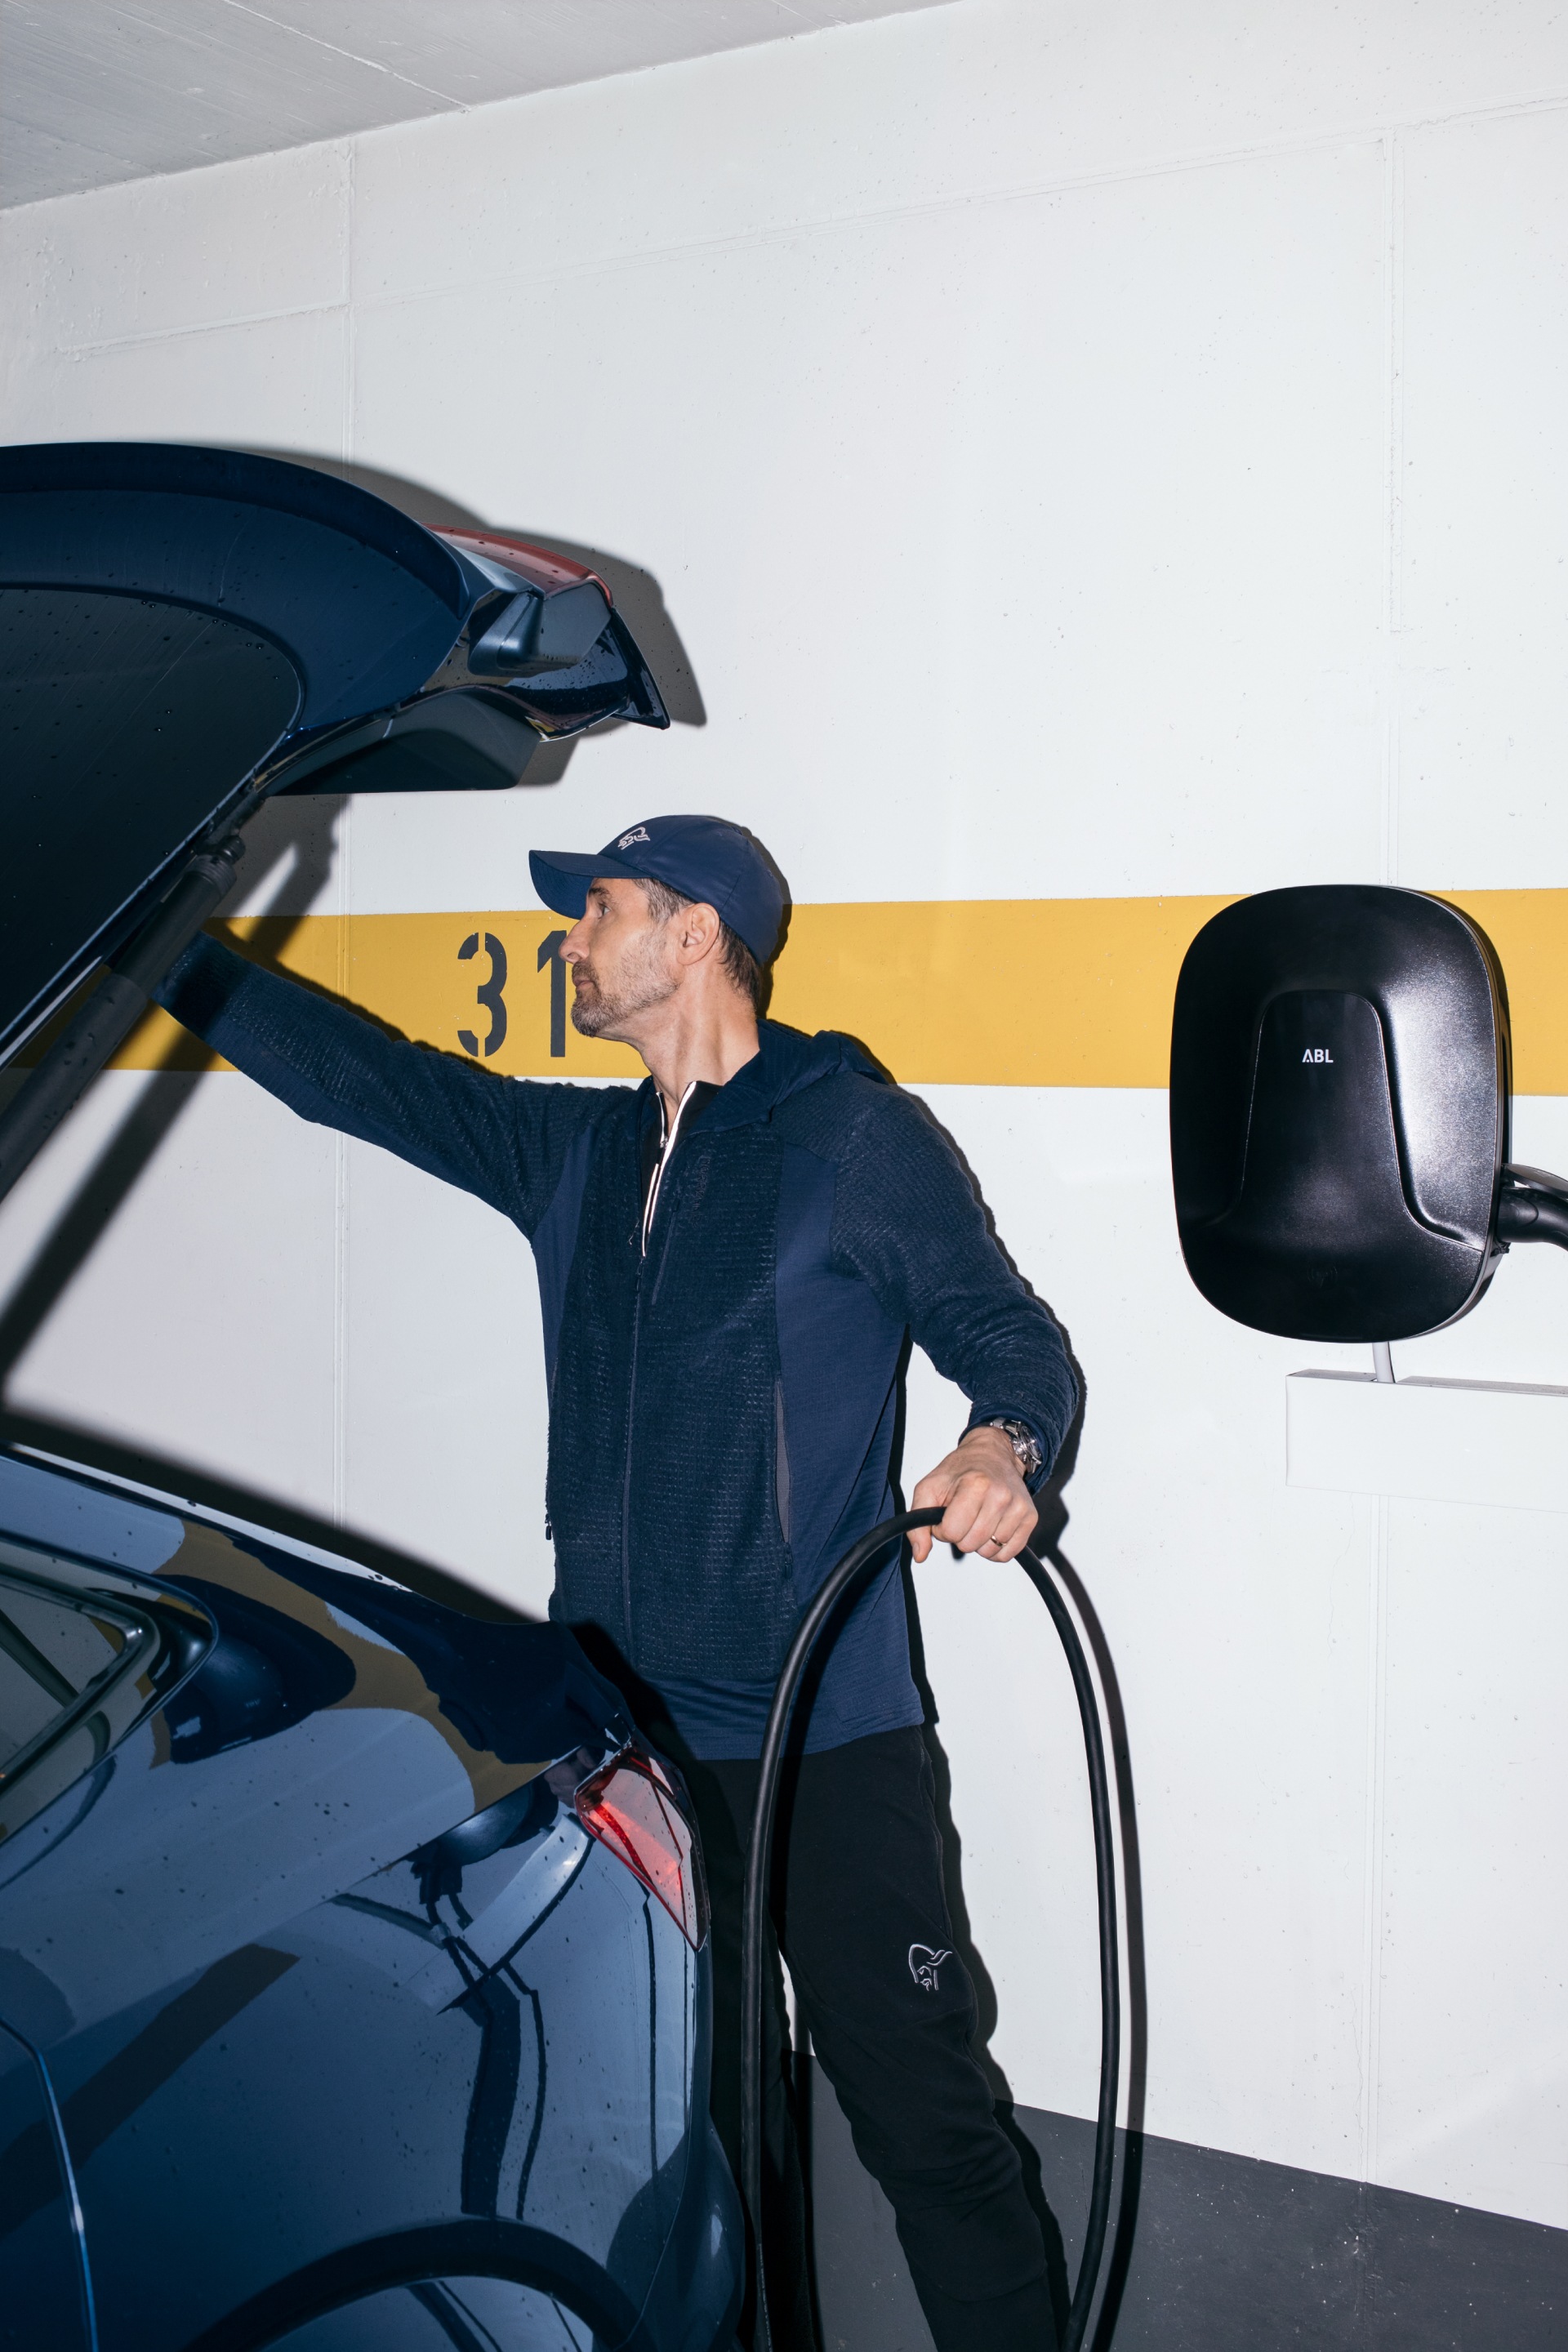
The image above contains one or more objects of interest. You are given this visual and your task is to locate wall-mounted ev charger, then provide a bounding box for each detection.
[1170,884,1568,1509]
[1170,884,1568,1346]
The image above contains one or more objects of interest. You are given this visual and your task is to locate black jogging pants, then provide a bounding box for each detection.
[680,1726,1054,2352]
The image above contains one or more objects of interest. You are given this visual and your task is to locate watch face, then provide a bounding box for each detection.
[990,1419,1040,1472]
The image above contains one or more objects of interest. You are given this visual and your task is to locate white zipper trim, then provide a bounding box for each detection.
[641,1080,700,1256]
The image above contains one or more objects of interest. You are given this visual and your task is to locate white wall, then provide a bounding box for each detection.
[6,0,1568,2230]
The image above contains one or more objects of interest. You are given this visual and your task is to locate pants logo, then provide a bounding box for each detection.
[908,1943,953,1992]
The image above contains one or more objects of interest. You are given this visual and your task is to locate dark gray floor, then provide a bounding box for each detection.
[804,2060,1568,2350]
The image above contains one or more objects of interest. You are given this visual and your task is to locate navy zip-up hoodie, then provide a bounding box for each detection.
[157,937,1077,1755]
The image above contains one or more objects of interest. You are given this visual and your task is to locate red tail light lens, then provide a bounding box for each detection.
[574,1745,708,1949]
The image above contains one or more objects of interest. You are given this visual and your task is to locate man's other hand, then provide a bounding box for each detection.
[909,1426,1037,1563]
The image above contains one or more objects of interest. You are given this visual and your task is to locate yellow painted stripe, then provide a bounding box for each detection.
[1440,892,1568,1094]
[101,889,1568,1092]
[771,896,1240,1088]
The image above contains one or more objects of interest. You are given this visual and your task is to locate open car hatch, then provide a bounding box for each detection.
[0,441,670,1191]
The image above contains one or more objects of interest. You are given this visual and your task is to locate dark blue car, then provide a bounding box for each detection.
[0,1450,742,2351]
[0,446,743,2351]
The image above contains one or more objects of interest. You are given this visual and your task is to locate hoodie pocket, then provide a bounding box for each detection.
[773,1378,792,1547]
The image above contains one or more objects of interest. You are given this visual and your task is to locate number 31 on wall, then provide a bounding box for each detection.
[457,929,568,1061]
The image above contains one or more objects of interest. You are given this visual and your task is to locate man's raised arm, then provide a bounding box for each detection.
[157,934,601,1235]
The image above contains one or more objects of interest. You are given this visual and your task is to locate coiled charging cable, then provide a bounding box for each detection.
[740,1505,1120,2352]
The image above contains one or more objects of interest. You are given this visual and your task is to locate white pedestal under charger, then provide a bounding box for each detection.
[1285,1370,1568,1515]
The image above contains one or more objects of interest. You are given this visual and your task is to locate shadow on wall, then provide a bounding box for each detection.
[0,801,368,1521]
[0,791,339,1362]
[0,692,517,1619]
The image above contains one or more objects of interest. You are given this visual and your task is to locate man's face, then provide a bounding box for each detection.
[561,878,678,1040]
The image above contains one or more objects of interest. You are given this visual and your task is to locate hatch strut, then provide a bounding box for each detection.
[0,828,248,1211]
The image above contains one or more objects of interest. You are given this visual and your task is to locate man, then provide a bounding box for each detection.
[155,813,1077,2352]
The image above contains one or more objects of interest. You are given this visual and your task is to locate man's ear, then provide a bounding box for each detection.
[673,901,724,967]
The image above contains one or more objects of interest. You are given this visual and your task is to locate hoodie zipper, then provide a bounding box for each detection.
[621,1085,693,1651]
[617,1076,727,1650]
[641,1081,700,1255]
[620,1261,643,1650]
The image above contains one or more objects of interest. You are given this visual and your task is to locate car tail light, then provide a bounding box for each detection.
[575,1744,708,1949]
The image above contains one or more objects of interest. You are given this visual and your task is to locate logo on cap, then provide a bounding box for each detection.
[617,826,652,851]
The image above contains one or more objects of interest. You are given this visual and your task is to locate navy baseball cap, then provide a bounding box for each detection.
[529,814,786,964]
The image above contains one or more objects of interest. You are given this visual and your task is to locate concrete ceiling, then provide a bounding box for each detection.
[0,0,948,209]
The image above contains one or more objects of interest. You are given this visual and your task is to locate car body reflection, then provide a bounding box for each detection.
[0,1451,741,2352]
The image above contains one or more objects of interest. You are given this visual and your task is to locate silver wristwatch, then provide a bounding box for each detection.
[980,1416,1043,1483]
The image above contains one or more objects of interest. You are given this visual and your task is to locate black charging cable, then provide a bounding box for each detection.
[1498,1164,1568,1252]
[740,1504,1120,2352]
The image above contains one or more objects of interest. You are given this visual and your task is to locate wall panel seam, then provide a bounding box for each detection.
[344,131,1398,318]
[340,90,1568,315]
[43,301,352,361]
[1359,1497,1391,2186]
[9,64,1568,248]
[1382,127,1406,889]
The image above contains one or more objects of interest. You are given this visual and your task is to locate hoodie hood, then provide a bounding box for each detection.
[679,1019,886,1134]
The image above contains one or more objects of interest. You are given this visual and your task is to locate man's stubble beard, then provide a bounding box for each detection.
[569,933,677,1040]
